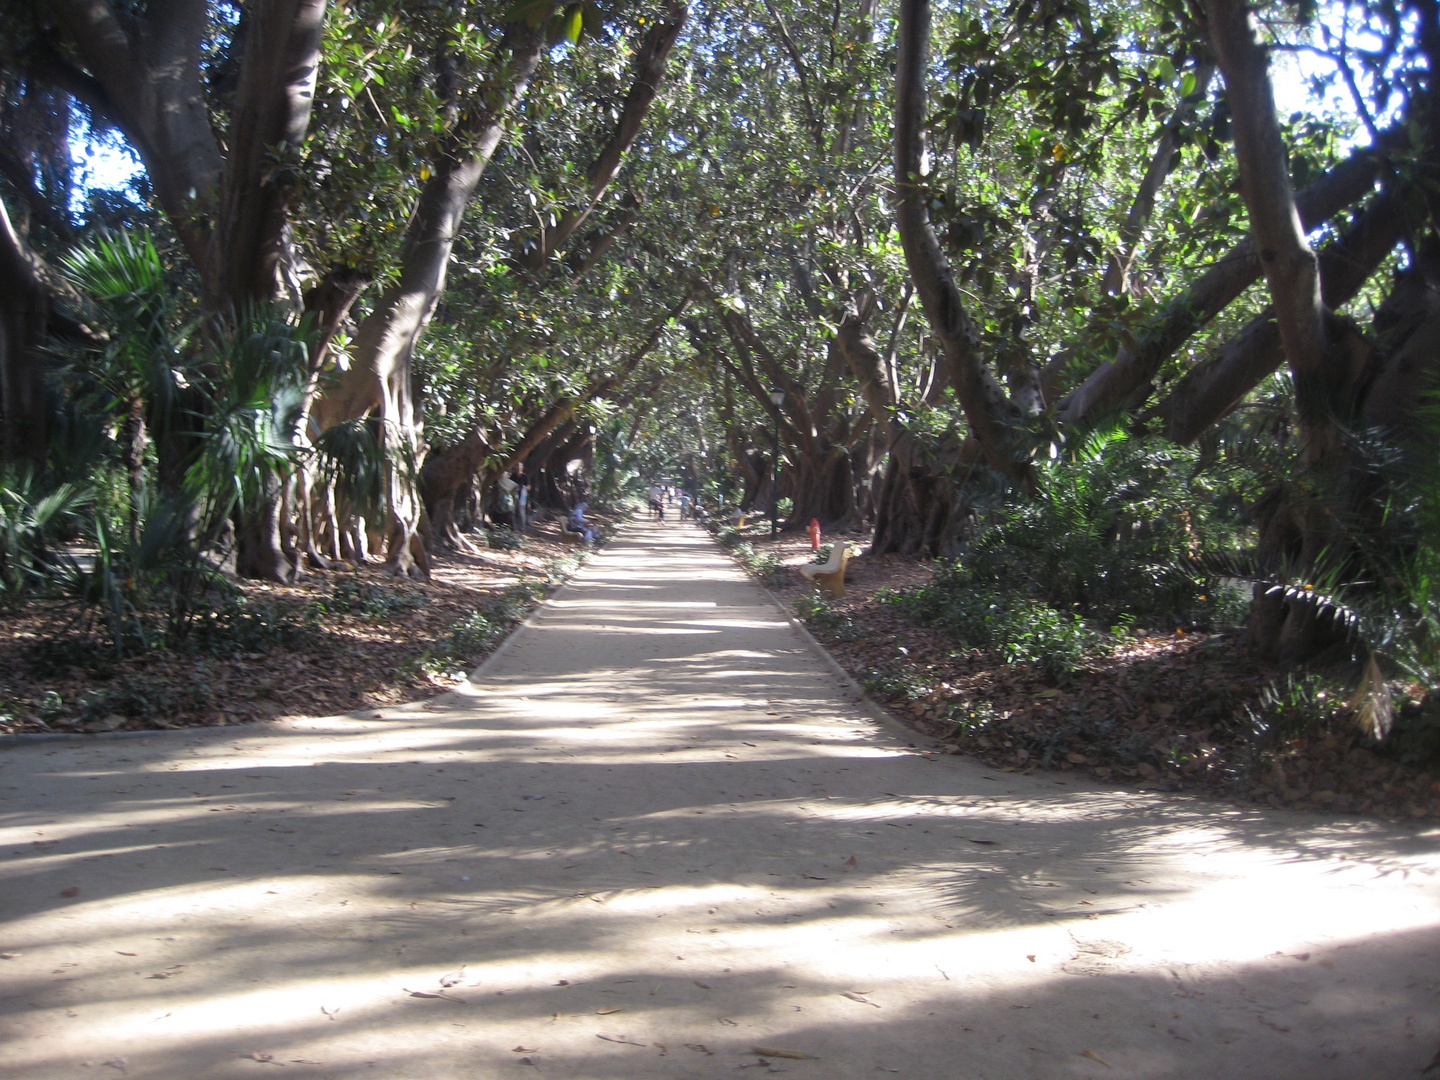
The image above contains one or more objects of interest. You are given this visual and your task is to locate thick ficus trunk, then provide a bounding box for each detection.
[871,431,973,557]
[1201,0,1411,663]
[314,27,545,578]
[208,0,328,310]
[222,0,328,580]
[894,0,1032,485]
[49,0,223,267]
[0,200,50,465]
[421,427,491,552]
[786,443,863,532]
[234,476,295,582]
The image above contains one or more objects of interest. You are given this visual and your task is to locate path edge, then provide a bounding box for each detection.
[705,529,944,753]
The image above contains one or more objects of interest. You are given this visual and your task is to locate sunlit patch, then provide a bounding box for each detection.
[3,526,1436,1078]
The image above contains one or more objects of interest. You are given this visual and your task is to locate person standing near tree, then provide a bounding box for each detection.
[512,461,531,531]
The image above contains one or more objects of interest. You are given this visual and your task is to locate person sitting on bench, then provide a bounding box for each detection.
[566,501,596,544]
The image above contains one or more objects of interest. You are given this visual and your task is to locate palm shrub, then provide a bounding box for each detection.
[189,305,312,578]
[62,230,192,542]
[886,426,1255,678]
[0,465,91,602]
[962,426,1253,629]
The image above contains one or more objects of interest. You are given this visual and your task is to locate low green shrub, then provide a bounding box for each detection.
[412,582,546,679]
[185,596,323,657]
[485,526,524,550]
[328,578,427,619]
[859,665,931,702]
[887,577,1092,680]
[794,592,855,639]
[733,542,789,589]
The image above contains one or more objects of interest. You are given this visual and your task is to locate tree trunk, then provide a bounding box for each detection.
[522,2,687,268]
[420,427,491,551]
[47,0,223,268]
[1060,129,1405,427]
[1157,186,1411,443]
[0,199,51,466]
[894,0,1032,485]
[313,25,545,578]
[1201,0,1388,662]
[208,0,328,309]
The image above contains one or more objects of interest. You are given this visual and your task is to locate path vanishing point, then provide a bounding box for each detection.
[2,522,1438,1079]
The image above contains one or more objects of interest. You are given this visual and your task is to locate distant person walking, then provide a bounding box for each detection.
[648,482,666,522]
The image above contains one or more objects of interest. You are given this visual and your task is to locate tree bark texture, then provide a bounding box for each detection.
[47,0,222,268]
[523,2,687,268]
[209,0,329,310]
[313,25,546,578]
[0,198,51,465]
[894,0,1032,485]
[1202,0,1334,440]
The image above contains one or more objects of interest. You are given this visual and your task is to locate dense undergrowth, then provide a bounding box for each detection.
[755,425,1440,812]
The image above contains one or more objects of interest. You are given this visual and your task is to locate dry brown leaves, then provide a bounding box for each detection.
[0,524,591,736]
[745,533,1440,825]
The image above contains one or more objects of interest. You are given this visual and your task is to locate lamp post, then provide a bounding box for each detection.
[768,388,784,539]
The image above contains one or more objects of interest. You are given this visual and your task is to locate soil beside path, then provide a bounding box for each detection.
[1,522,1437,1079]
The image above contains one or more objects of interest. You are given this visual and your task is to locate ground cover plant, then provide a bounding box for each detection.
[736,436,1440,824]
[0,522,600,735]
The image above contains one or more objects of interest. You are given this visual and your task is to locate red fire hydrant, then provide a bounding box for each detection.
[809,518,822,550]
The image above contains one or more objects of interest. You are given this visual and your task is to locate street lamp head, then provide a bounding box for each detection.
[768,388,785,406]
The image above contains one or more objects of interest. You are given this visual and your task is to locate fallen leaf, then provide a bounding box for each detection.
[596,1005,624,1015]
[59,887,80,898]
[116,951,137,957]
[684,1044,713,1054]
[320,1006,340,1021]
[1036,688,1061,698]
[1082,1049,1113,1067]
[289,1060,324,1066]
[596,1034,646,1046]
[966,838,996,845]
[439,967,466,987]
[402,987,460,1000]
[103,1058,128,1073]
[512,1047,539,1053]
[693,980,712,989]
[841,991,880,1007]
[248,1051,279,1063]
[0,953,18,959]
[751,1046,816,1060]
[843,855,858,869]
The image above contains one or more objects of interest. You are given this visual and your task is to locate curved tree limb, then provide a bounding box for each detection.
[894,0,1030,483]
[524,2,687,268]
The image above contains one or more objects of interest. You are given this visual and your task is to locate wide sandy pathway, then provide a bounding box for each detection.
[2,522,1438,1078]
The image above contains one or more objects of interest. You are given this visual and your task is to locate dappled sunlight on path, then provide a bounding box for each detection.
[2,523,1437,1078]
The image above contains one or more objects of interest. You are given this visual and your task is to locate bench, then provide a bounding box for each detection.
[558,524,588,545]
[799,541,850,599]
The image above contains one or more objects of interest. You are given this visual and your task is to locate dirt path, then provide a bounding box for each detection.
[2,522,1437,1079]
